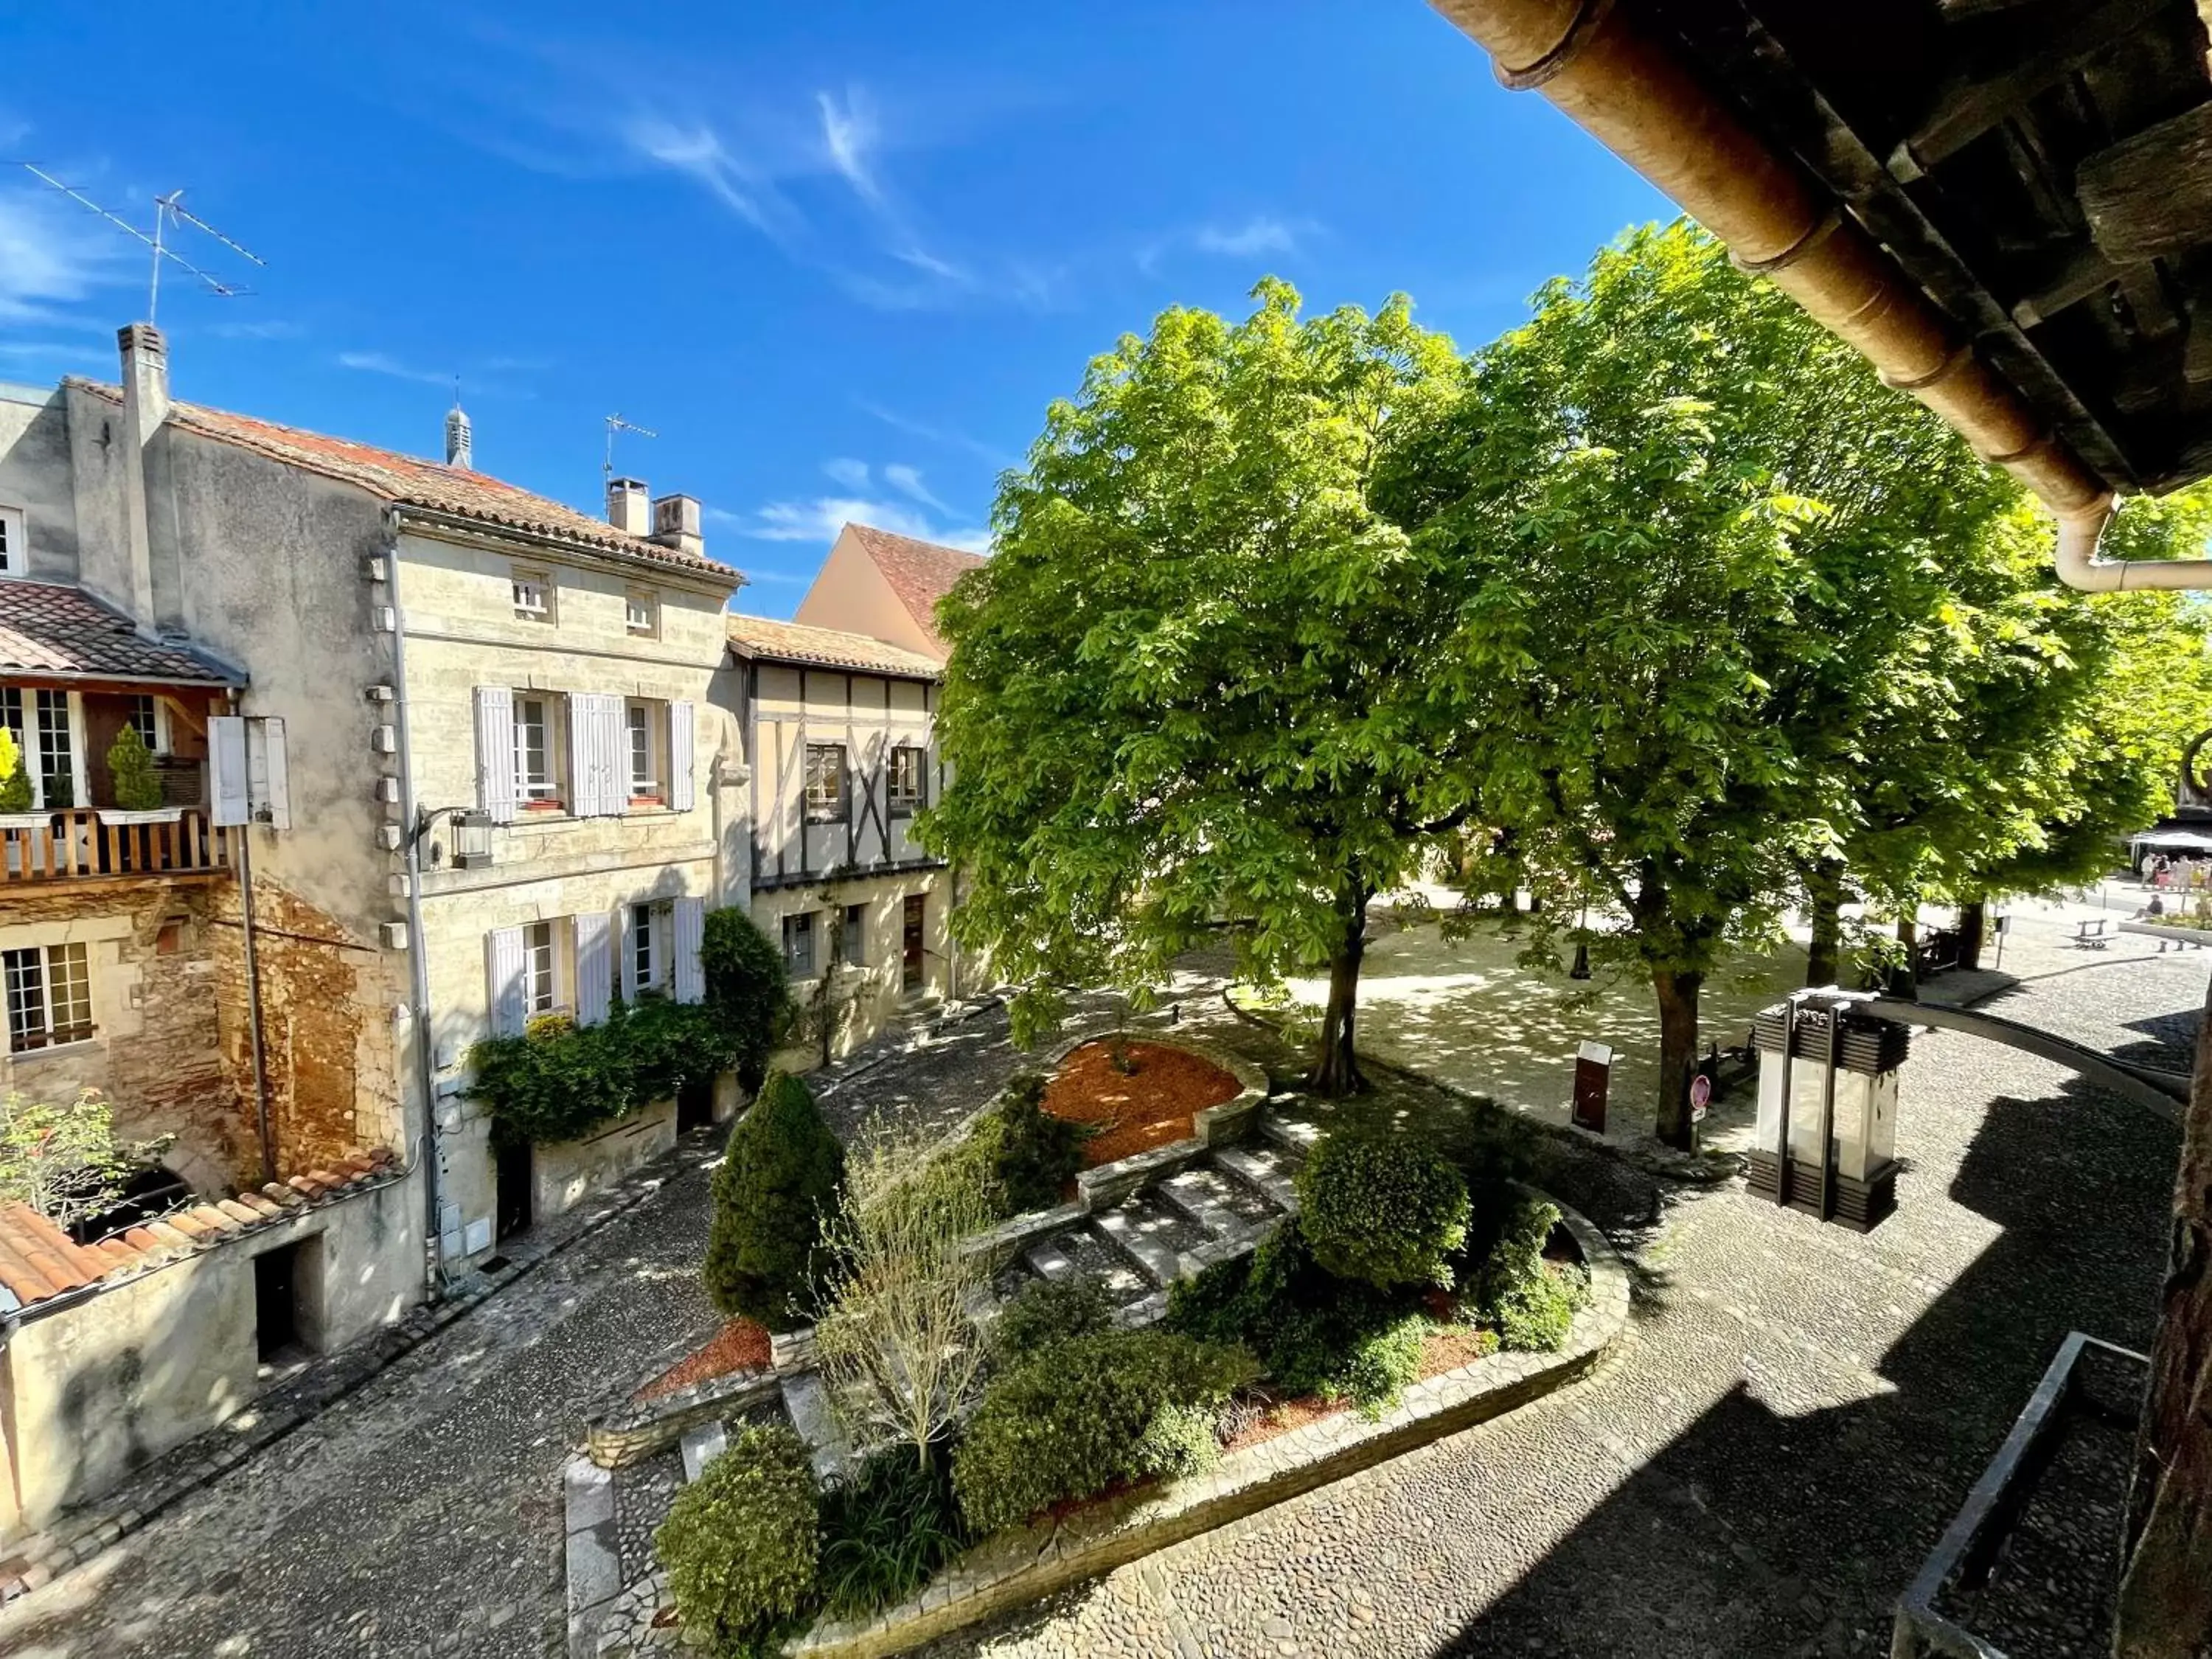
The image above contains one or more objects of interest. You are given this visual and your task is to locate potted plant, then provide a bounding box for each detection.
[97,725,182,825]
[0,729,45,830]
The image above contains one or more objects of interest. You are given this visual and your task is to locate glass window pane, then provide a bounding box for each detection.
[46,943,90,1040]
[4,946,45,1051]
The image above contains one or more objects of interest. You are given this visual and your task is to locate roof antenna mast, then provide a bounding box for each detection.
[20,165,265,324]
[605,414,658,485]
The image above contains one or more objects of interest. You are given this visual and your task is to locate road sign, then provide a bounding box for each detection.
[1572,1041,1613,1134]
[1689,1072,1712,1121]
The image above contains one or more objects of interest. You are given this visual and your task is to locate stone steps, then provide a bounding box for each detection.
[779,1371,851,1485]
[1213,1144,1301,1216]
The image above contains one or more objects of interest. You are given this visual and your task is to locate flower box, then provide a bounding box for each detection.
[96,807,185,826]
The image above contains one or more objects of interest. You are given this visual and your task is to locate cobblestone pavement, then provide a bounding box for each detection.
[0,1006,1050,1659]
[924,951,2202,1659]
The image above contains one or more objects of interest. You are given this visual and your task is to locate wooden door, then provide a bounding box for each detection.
[902,895,925,992]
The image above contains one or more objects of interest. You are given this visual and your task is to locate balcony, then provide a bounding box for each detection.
[1,808,233,886]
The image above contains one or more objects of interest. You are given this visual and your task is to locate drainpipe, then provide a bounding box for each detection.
[229,686,279,1186]
[382,509,448,1301]
[1430,0,2212,592]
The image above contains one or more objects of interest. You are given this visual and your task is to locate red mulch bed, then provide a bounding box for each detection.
[632,1318,771,1403]
[1220,1320,1506,1450]
[1043,1040,1240,1169]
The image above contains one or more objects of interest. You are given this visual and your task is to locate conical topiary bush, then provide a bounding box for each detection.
[0,728,32,814]
[703,1069,845,1329]
[105,724,165,811]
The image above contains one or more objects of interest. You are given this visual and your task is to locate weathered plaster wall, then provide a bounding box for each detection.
[0,1175,419,1540]
[753,868,949,1067]
[0,382,82,581]
[793,526,937,659]
[531,1096,677,1222]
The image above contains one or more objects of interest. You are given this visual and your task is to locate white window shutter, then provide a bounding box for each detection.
[673,895,706,1004]
[209,716,250,826]
[597,695,625,815]
[619,903,639,1001]
[566,692,593,816]
[486,927,526,1037]
[669,701,695,813]
[248,717,291,829]
[474,687,516,824]
[573,911,612,1026]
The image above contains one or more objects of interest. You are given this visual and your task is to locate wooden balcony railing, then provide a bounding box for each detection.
[1,809,232,884]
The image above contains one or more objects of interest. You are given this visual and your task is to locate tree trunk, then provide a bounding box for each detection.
[1890,914,1919,1000]
[1309,888,1370,1098]
[1957,899,1987,973]
[1806,859,1844,988]
[2112,973,2212,1658]
[1653,967,1702,1151]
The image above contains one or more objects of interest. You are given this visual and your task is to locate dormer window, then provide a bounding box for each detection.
[512,568,553,622]
[0,506,23,578]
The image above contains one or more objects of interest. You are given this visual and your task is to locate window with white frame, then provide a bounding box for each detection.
[632,900,672,993]
[782,911,816,978]
[841,902,866,967]
[512,695,564,806]
[804,743,847,822]
[0,687,77,809]
[521,920,560,1016]
[511,567,553,622]
[888,745,926,815]
[123,694,164,753]
[625,589,658,637]
[0,506,23,578]
[4,942,93,1052]
[626,700,665,803]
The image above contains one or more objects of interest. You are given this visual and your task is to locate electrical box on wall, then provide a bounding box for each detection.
[378,921,408,950]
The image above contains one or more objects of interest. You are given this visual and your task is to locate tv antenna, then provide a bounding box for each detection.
[20,165,265,324]
[605,414,658,483]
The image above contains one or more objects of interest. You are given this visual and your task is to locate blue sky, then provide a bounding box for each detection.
[0,1,1668,615]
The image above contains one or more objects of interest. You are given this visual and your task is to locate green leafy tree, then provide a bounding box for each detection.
[1391,222,2059,1144]
[105,723,166,811]
[704,1071,845,1329]
[922,280,1468,1093]
[0,728,32,813]
[0,1088,170,1231]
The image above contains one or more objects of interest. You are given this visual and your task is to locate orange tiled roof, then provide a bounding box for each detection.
[726,613,943,680]
[844,524,987,658]
[66,380,740,582]
[0,1147,399,1314]
[0,581,242,684]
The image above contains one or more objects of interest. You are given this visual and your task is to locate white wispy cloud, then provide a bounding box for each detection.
[206,317,304,341]
[816,88,883,209]
[821,457,872,490]
[714,495,989,553]
[337,350,456,388]
[1193,215,1315,259]
[0,185,131,327]
[622,116,801,247]
[881,464,948,513]
[858,400,1020,470]
[338,350,538,397]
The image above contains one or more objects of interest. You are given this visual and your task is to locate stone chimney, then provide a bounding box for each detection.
[608,476,651,537]
[650,493,704,560]
[114,324,169,630]
[445,401,473,468]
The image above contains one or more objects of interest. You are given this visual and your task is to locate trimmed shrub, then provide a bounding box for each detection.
[1489,1270,1579,1352]
[654,1424,819,1655]
[105,724,165,811]
[1329,1314,1428,1416]
[1469,1193,1586,1353]
[701,907,793,1093]
[1297,1131,1470,1291]
[1133,1400,1221,1481]
[0,729,33,813]
[993,1275,1114,1363]
[815,1439,971,1620]
[981,1073,1088,1213]
[953,1327,1257,1534]
[705,1071,846,1328]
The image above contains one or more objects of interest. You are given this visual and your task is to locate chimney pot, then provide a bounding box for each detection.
[118,324,170,431]
[650,493,704,560]
[608,476,651,538]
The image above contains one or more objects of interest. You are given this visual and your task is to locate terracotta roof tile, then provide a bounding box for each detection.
[67,380,740,583]
[0,1147,401,1315]
[0,582,241,685]
[843,523,987,658]
[726,613,943,679]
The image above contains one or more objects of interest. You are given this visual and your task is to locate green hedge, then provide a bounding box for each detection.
[705,1071,846,1328]
[702,907,793,1092]
[468,997,740,1148]
[1469,1193,1586,1352]
[952,1327,1256,1534]
[1296,1131,1470,1291]
[655,1424,820,1656]
[993,1275,1115,1363]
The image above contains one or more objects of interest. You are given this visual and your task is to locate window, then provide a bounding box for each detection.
[521,921,558,1015]
[0,506,22,578]
[4,942,93,1052]
[512,695,563,805]
[1,688,77,809]
[888,745,927,815]
[841,903,866,968]
[782,911,816,978]
[626,700,664,802]
[632,900,670,993]
[511,568,552,622]
[124,695,162,753]
[625,589,658,637]
[804,743,847,822]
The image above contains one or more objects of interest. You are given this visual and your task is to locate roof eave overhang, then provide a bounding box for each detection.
[388,504,743,595]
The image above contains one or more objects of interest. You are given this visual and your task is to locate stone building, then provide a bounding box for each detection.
[793,521,985,665]
[0,325,746,1542]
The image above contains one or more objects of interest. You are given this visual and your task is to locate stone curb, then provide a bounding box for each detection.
[785,1194,1632,1659]
[0,1121,727,1608]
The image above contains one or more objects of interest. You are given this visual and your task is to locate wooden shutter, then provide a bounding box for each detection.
[248,717,291,830]
[566,694,624,817]
[574,911,612,1026]
[566,692,594,816]
[486,926,526,1037]
[474,687,516,824]
[669,700,695,813]
[619,902,639,1001]
[599,696,627,814]
[673,895,706,1004]
[209,715,250,827]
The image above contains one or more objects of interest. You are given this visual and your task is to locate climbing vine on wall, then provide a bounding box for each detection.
[467,998,740,1147]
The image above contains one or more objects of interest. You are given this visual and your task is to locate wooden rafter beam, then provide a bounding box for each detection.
[2081,101,2212,263]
